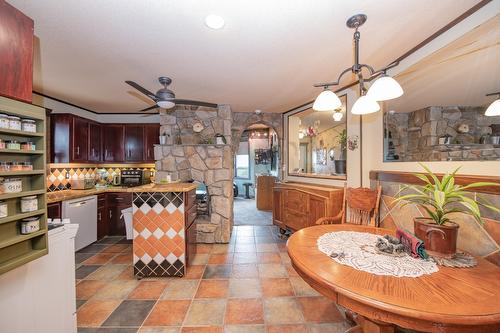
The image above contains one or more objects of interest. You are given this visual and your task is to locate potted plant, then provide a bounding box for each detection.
[396,163,499,258]
[334,129,347,174]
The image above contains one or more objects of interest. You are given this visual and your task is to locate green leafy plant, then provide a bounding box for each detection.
[335,129,347,159]
[395,163,500,225]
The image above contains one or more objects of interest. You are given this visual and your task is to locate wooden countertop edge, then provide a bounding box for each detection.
[286,227,500,327]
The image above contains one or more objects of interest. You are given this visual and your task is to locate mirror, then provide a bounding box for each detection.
[383,16,500,162]
[287,94,347,179]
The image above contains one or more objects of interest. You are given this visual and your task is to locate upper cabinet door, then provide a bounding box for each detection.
[125,125,145,162]
[0,2,34,103]
[88,122,101,162]
[72,117,89,162]
[144,124,160,162]
[103,124,124,162]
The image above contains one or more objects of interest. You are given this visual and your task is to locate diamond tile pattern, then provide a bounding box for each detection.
[133,192,186,277]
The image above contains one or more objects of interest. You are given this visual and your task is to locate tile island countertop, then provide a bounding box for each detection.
[46,183,198,203]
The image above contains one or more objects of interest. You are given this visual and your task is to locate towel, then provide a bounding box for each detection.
[396,228,429,259]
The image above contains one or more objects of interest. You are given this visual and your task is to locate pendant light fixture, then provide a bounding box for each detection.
[313,14,404,115]
[485,92,500,116]
[332,109,344,121]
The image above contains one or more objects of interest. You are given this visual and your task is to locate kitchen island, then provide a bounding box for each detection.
[130,183,197,278]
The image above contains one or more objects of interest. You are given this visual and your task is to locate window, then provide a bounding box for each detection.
[235,141,250,179]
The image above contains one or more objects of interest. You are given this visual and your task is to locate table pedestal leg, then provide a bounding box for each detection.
[344,313,395,333]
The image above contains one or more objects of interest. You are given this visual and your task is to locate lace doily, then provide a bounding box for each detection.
[317,231,438,278]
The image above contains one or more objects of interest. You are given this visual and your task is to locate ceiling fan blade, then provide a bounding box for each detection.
[139,105,158,112]
[140,112,159,117]
[125,80,158,101]
[172,99,218,108]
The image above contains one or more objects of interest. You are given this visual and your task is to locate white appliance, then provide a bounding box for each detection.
[63,195,97,251]
[0,224,79,333]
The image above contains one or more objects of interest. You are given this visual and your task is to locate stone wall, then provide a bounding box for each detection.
[386,106,500,161]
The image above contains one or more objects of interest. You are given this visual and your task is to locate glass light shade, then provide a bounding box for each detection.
[157,100,175,109]
[351,95,380,115]
[367,75,404,101]
[485,99,500,116]
[298,131,304,139]
[313,90,342,111]
[205,15,225,29]
[332,111,343,121]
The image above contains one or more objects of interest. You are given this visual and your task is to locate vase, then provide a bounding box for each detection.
[334,160,346,174]
[414,217,459,258]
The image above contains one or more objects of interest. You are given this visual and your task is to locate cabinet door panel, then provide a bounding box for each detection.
[47,202,61,219]
[144,124,160,162]
[72,117,89,162]
[284,190,308,213]
[88,122,102,162]
[309,196,327,226]
[97,206,108,239]
[272,189,282,223]
[283,210,308,231]
[186,223,197,267]
[103,125,124,162]
[124,125,145,162]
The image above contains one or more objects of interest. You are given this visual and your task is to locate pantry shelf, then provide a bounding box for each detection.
[0,248,47,276]
[0,170,45,176]
[0,229,46,250]
[0,128,44,137]
[0,149,44,155]
[0,189,46,201]
[0,209,46,225]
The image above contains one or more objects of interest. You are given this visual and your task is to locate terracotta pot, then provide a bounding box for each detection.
[413,217,459,258]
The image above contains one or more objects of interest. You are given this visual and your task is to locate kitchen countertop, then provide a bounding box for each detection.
[46,183,198,203]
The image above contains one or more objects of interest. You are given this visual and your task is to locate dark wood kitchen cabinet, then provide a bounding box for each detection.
[51,114,90,163]
[88,122,102,162]
[107,192,132,236]
[72,117,89,162]
[144,124,160,162]
[102,124,125,162]
[47,202,62,219]
[0,1,34,103]
[124,125,145,162]
[97,194,108,239]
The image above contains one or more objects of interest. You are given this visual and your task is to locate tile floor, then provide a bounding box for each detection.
[75,225,351,333]
[233,198,273,226]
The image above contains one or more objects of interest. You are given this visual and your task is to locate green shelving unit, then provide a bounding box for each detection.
[0,96,48,275]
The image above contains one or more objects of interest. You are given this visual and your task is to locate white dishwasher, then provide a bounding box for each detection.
[62,195,97,251]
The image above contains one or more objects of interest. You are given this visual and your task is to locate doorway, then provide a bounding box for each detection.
[233,124,279,226]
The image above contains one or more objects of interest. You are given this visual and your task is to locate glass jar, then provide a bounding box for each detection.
[0,162,9,172]
[8,116,21,130]
[6,140,20,150]
[0,114,9,129]
[0,139,5,150]
[21,142,35,151]
[3,178,22,193]
[21,162,33,170]
[20,217,40,234]
[0,200,7,218]
[21,119,37,132]
[9,162,23,171]
[21,196,38,213]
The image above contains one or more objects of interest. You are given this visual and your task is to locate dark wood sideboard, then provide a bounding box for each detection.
[273,182,344,233]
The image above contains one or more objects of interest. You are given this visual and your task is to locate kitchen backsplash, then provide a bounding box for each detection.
[47,166,155,191]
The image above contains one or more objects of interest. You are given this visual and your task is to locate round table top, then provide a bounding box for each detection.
[287,224,500,329]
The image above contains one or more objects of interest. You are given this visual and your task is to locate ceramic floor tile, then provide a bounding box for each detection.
[208,253,234,264]
[190,254,210,265]
[235,236,255,244]
[138,328,180,333]
[254,236,276,244]
[202,265,232,279]
[223,325,265,333]
[307,322,351,333]
[184,265,206,279]
[83,253,116,265]
[78,244,110,254]
[229,279,261,298]
[96,236,123,245]
[102,300,155,326]
[86,265,128,281]
[195,280,229,298]
[111,253,133,264]
[233,252,258,264]
[76,280,108,300]
[261,278,294,298]
[257,264,288,278]
[211,244,234,254]
[102,244,131,253]
[256,253,281,264]
[77,300,121,327]
[116,266,135,280]
[264,297,304,324]
[76,300,87,310]
[285,264,299,277]
[181,327,223,333]
[289,277,320,297]
[234,244,257,253]
[297,297,343,323]
[76,253,97,264]
[92,280,139,300]
[225,298,264,325]
[266,324,309,333]
[143,300,191,326]
[183,299,226,325]
[231,264,259,279]
[161,279,199,299]
[279,252,291,264]
[128,281,168,300]
[195,244,214,254]
[76,265,101,279]
[255,244,278,253]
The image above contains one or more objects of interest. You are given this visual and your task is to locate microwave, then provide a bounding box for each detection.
[121,170,152,187]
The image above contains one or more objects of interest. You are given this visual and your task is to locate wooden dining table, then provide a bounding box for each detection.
[287,224,500,333]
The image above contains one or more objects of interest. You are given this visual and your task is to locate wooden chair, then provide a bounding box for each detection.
[316,183,382,227]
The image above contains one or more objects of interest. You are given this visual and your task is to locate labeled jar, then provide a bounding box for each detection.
[20,217,40,234]
[0,139,5,149]
[21,161,33,170]
[6,140,20,150]
[21,141,35,151]
[21,196,38,213]
[0,200,7,218]
[0,162,9,172]
[0,114,9,129]
[8,116,21,130]
[9,162,23,171]
[3,178,22,193]
[21,119,36,132]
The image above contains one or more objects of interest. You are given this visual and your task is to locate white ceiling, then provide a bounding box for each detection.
[387,15,500,113]
[11,0,481,113]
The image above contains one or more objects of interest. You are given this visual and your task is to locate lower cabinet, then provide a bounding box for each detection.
[273,182,344,232]
[107,193,132,236]
[97,194,108,239]
[47,202,62,219]
[184,189,197,266]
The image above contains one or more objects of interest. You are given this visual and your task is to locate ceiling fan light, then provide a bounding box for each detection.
[367,75,403,101]
[485,99,500,116]
[157,100,175,109]
[205,15,225,30]
[332,111,343,121]
[313,89,342,111]
[351,95,380,115]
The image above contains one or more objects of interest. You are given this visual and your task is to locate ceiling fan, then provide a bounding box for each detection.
[125,76,218,112]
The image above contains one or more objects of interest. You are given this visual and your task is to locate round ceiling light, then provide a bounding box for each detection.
[205,15,225,30]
